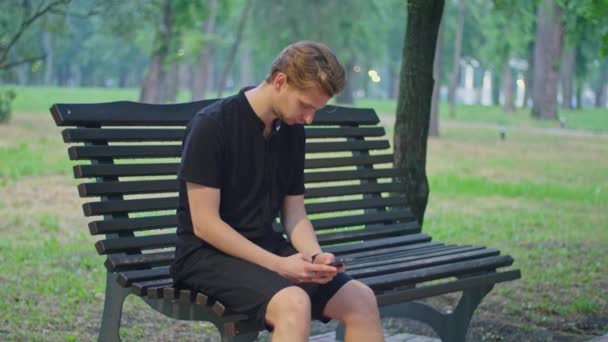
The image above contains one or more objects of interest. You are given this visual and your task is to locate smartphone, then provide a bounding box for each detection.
[328,258,352,268]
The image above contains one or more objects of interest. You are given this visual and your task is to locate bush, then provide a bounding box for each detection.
[0,89,16,123]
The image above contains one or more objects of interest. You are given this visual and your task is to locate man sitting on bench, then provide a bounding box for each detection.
[170,41,384,341]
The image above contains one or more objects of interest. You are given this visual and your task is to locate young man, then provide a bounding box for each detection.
[171,41,383,341]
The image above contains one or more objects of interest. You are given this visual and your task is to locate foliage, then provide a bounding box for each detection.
[0,89,16,123]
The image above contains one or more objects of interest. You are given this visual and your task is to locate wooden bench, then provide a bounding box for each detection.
[50,100,520,342]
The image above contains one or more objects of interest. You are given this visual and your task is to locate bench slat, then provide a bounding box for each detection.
[75,163,179,178]
[95,233,176,254]
[75,163,401,183]
[78,178,402,198]
[51,100,214,126]
[79,179,178,197]
[349,248,500,278]
[63,128,186,143]
[85,195,403,218]
[305,127,385,138]
[132,278,174,296]
[306,196,406,215]
[61,126,386,143]
[317,221,420,245]
[348,246,486,271]
[84,197,177,216]
[52,102,378,126]
[106,251,174,272]
[360,255,515,291]
[326,233,431,255]
[305,154,393,169]
[311,209,414,230]
[305,168,402,183]
[306,140,389,153]
[340,242,445,260]
[69,145,181,160]
[117,266,170,287]
[68,140,388,160]
[90,215,177,235]
[306,182,405,199]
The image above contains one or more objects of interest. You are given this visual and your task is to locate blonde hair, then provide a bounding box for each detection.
[265,41,346,97]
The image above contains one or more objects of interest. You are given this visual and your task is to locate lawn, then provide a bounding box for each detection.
[0,86,607,340]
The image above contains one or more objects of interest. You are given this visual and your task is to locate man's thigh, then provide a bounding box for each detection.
[176,247,294,316]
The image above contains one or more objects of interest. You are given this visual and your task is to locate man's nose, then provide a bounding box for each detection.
[305,113,314,124]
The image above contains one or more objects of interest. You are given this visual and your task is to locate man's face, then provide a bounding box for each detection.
[273,75,331,125]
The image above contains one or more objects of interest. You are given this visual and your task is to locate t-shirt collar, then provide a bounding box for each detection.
[239,86,282,135]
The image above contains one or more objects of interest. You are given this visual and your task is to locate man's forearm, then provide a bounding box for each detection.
[287,218,323,257]
[193,216,281,271]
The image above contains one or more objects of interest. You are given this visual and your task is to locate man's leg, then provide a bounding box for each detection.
[323,280,384,342]
[265,286,312,342]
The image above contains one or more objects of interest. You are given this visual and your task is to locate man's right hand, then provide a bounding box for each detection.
[272,253,338,284]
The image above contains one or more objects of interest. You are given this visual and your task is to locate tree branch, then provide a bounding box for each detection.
[0,0,71,66]
[0,54,46,70]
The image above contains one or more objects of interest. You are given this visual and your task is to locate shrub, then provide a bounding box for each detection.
[0,89,16,123]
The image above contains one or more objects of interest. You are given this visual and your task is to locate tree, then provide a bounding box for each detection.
[191,0,217,100]
[429,16,443,137]
[393,0,444,225]
[447,0,465,117]
[531,0,562,119]
[0,0,71,71]
[217,0,252,97]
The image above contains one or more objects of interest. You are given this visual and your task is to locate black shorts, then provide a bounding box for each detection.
[171,234,353,330]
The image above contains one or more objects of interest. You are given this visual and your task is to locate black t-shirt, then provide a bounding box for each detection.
[173,88,306,264]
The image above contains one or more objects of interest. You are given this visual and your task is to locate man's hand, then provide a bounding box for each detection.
[313,252,345,273]
[272,253,338,284]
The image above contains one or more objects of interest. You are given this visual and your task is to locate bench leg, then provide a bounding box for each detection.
[377,284,494,342]
[98,273,131,342]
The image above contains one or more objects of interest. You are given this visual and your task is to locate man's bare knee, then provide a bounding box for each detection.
[266,286,311,329]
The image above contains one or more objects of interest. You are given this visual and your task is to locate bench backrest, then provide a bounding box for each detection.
[51,100,420,273]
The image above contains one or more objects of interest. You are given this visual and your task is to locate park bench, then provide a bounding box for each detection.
[50,100,520,342]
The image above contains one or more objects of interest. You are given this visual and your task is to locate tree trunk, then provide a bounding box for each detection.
[164,63,179,103]
[192,0,217,101]
[336,57,355,104]
[140,0,173,103]
[393,0,444,225]
[218,0,252,97]
[532,0,562,119]
[594,59,608,108]
[491,71,501,106]
[15,64,28,85]
[42,31,53,85]
[561,47,574,109]
[239,40,253,88]
[447,0,465,117]
[429,16,444,138]
[502,59,514,112]
[522,42,534,108]
[575,83,582,109]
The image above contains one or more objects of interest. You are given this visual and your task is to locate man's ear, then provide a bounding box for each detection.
[273,72,288,91]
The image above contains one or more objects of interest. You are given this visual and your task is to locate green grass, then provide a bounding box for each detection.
[0,86,607,339]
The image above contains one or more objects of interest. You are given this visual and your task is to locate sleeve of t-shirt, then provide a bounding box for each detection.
[177,114,223,188]
[286,125,306,195]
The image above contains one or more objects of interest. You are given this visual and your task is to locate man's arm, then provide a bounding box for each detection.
[187,182,334,282]
[281,194,323,257]
[281,195,341,277]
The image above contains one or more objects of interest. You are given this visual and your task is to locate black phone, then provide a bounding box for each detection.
[328,258,352,267]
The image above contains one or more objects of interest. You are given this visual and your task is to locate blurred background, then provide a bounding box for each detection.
[0,0,606,119]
